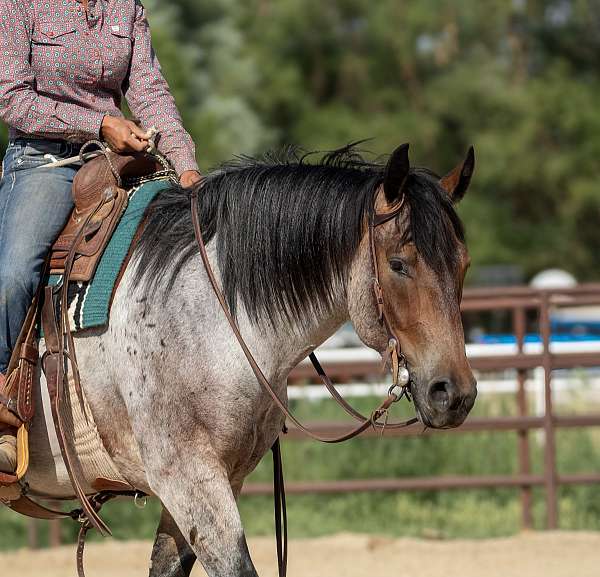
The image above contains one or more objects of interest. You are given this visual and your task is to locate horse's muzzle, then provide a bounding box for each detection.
[417,376,477,429]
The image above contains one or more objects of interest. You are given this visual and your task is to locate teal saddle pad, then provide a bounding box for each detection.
[51,178,171,331]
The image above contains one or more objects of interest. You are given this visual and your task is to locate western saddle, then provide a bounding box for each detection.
[50,149,167,281]
[0,148,171,524]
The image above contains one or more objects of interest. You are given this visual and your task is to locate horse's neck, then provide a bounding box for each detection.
[167,254,349,381]
[216,286,348,379]
[267,305,349,376]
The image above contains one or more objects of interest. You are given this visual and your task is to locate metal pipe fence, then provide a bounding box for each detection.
[243,283,600,531]
[25,284,600,545]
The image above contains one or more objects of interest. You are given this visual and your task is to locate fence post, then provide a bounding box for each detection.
[514,305,533,529]
[27,519,39,550]
[48,521,61,547]
[540,291,558,529]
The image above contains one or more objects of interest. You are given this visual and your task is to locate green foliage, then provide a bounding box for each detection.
[2,395,600,550]
[2,0,600,550]
[157,0,600,282]
[3,0,600,553]
[2,0,600,278]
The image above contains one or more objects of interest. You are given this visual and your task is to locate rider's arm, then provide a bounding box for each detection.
[0,0,105,141]
[123,1,199,176]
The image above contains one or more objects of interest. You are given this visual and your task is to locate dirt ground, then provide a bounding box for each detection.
[1,531,598,577]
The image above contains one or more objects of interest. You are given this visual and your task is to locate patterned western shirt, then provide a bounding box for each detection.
[0,0,198,175]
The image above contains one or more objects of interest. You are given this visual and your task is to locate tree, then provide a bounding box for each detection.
[3,0,600,281]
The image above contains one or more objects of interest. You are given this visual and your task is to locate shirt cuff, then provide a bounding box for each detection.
[170,151,200,177]
[81,109,106,141]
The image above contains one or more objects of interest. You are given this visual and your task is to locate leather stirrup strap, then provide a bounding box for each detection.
[1,259,49,426]
[41,287,111,536]
[5,288,41,378]
[190,190,416,443]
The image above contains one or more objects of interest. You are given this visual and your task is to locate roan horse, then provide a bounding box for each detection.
[24,142,476,576]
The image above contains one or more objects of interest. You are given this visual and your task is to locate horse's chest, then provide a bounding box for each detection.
[224,401,285,484]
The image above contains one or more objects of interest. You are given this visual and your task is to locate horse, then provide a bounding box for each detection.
[24,142,477,577]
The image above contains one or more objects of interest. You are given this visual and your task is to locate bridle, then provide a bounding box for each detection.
[368,193,413,398]
[189,185,418,441]
[190,185,418,577]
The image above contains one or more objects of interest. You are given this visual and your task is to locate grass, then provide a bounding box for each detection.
[1,391,600,550]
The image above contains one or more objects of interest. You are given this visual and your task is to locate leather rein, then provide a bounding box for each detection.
[2,180,418,577]
[191,186,419,577]
[190,187,418,443]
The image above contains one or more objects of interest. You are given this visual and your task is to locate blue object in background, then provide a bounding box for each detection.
[475,333,600,344]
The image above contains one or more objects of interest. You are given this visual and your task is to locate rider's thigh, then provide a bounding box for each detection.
[0,148,76,271]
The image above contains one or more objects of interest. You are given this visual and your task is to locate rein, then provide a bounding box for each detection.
[190,186,418,577]
[190,188,417,442]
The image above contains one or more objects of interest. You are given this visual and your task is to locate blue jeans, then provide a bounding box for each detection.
[0,138,82,373]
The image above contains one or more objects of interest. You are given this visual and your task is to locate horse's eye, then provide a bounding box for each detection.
[389,257,409,276]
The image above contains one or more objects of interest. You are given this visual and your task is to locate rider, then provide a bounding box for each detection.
[0,0,202,473]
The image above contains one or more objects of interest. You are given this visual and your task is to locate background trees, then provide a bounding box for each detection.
[3,0,600,282]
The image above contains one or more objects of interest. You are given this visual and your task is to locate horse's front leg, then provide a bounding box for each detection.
[149,507,197,577]
[139,430,257,577]
[149,479,250,577]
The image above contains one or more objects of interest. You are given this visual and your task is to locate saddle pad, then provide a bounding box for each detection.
[51,178,171,331]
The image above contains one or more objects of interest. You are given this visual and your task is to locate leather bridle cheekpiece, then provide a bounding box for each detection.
[368,194,413,399]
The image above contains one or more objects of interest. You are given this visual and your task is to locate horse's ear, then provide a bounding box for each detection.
[440,146,475,203]
[384,143,410,204]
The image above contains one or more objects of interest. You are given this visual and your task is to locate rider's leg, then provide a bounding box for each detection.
[0,139,79,473]
[0,433,17,473]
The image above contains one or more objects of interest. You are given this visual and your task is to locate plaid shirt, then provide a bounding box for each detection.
[0,0,198,175]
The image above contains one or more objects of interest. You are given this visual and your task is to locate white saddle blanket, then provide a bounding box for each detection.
[29,356,130,493]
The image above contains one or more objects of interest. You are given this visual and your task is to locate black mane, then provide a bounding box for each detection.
[134,145,464,326]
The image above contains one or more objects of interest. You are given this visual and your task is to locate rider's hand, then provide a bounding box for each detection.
[100,115,151,153]
[180,170,202,188]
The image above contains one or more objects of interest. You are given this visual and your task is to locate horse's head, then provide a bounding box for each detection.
[348,144,476,429]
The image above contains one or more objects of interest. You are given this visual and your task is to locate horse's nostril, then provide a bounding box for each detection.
[427,379,460,412]
[430,382,449,406]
